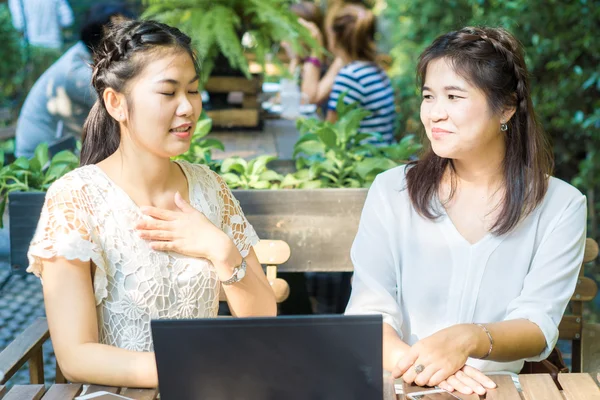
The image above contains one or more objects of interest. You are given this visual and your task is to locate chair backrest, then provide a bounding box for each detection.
[558,238,599,372]
[218,239,291,304]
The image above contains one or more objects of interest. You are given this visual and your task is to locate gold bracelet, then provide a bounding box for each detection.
[474,323,494,359]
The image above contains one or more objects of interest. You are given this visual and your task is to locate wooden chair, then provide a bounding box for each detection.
[0,239,291,385]
[558,238,599,372]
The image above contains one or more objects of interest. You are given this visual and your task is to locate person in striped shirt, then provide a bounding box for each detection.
[326,3,397,145]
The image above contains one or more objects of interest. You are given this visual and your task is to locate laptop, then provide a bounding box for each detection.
[151,315,383,400]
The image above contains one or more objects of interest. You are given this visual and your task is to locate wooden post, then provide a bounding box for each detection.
[28,347,44,384]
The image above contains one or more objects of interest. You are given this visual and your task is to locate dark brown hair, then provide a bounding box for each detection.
[330,4,376,62]
[80,20,199,166]
[406,26,553,235]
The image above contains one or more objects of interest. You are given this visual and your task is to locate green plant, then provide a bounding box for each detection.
[289,93,422,188]
[219,155,283,189]
[142,0,319,82]
[174,112,223,171]
[0,143,79,227]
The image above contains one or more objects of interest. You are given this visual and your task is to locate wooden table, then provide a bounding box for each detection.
[397,373,600,399]
[0,373,598,399]
[0,384,157,399]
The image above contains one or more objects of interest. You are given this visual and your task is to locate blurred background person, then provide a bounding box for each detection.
[326,2,396,145]
[286,2,344,109]
[15,2,136,158]
[8,0,74,82]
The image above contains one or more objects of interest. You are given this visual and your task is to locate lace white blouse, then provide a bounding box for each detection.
[345,165,587,373]
[27,160,259,351]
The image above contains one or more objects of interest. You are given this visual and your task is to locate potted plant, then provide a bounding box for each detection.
[0,143,79,273]
[282,93,422,189]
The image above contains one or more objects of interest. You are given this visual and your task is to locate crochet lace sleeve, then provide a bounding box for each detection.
[213,171,260,258]
[27,174,107,304]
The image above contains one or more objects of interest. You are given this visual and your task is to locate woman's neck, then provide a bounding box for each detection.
[98,143,180,203]
[451,148,505,190]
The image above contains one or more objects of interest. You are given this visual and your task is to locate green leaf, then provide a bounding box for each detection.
[33,143,49,169]
[259,170,283,182]
[220,172,242,187]
[299,180,322,189]
[338,108,372,143]
[316,126,338,149]
[194,117,213,138]
[295,133,321,146]
[355,157,398,179]
[50,150,79,166]
[29,157,42,173]
[250,181,271,189]
[44,164,71,184]
[280,174,301,187]
[335,91,359,117]
[249,155,277,176]
[220,157,247,174]
[12,157,29,170]
[293,140,325,157]
[198,138,225,151]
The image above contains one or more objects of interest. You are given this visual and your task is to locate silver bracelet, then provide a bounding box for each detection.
[474,323,494,359]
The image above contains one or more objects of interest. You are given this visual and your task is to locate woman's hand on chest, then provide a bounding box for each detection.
[135,191,240,270]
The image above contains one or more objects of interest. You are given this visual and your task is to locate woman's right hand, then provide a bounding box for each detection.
[437,365,497,396]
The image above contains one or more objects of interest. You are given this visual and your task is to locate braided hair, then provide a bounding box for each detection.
[81,20,199,166]
[406,26,553,235]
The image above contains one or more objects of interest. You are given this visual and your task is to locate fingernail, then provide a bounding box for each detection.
[447,386,454,392]
[486,381,497,388]
[477,386,485,394]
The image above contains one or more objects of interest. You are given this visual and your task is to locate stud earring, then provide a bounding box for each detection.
[500,122,508,132]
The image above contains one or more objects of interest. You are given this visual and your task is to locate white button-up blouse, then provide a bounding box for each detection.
[345,165,587,373]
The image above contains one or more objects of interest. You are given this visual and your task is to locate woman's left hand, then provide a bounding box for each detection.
[135,192,238,267]
[392,324,481,388]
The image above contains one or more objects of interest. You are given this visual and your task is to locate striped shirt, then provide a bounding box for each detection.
[328,61,396,145]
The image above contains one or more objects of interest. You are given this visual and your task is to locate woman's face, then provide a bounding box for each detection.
[420,57,505,161]
[122,50,202,158]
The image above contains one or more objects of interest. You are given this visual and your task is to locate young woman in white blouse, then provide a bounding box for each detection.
[345,26,586,396]
[27,20,276,387]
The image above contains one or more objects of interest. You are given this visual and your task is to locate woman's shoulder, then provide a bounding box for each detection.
[46,165,99,197]
[176,160,225,194]
[374,164,409,191]
[176,160,214,180]
[544,176,586,209]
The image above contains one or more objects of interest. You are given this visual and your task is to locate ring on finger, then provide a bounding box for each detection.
[414,364,425,374]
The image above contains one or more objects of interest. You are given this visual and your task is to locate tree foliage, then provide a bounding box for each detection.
[142,0,318,82]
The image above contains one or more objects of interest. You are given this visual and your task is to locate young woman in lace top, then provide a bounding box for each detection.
[26,20,276,387]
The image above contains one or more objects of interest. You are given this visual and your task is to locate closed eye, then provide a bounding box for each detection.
[160,92,175,96]
[448,94,464,100]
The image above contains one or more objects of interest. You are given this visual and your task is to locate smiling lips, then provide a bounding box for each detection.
[169,123,192,139]
[431,127,452,140]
